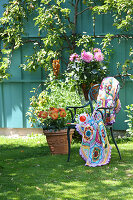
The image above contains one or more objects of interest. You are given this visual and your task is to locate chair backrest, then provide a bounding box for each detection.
[88,84,100,113]
[89,77,121,125]
[88,77,121,116]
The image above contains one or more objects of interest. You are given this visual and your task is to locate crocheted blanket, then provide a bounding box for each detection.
[76,77,121,167]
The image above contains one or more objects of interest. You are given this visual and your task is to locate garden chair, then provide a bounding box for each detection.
[66,77,121,164]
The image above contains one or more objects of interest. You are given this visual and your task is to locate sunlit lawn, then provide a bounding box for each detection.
[0,135,133,200]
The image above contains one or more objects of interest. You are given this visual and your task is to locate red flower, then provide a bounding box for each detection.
[51,111,58,119]
[38,111,44,118]
[41,111,48,119]
[38,111,48,119]
[60,110,66,118]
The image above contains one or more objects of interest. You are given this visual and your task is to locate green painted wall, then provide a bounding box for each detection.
[0,2,133,130]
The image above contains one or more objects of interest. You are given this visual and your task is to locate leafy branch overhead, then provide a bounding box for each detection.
[0,0,133,80]
[92,0,133,31]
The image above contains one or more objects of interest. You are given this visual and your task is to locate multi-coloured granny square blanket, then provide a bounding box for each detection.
[76,77,121,167]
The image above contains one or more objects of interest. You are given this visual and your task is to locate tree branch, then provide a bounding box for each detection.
[76,7,92,16]
[93,34,133,39]
[73,0,80,35]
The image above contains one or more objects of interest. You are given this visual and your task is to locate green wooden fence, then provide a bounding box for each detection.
[0,2,133,130]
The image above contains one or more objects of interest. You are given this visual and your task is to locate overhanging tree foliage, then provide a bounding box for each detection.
[0,0,132,81]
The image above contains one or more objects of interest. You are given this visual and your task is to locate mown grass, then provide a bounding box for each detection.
[0,135,133,200]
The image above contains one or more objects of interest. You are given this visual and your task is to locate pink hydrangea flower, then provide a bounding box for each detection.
[81,51,93,63]
[94,48,101,54]
[94,52,104,62]
[69,53,79,62]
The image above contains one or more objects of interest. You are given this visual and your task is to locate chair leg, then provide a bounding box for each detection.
[67,126,71,162]
[110,127,121,160]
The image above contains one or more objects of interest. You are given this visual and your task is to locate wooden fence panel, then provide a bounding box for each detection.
[0,2,132,130]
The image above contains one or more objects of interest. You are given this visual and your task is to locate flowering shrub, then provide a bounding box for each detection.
[26,77,86,131]
[68,48,107,88]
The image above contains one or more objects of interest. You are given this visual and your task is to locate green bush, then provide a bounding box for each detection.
[125,104,133,136]
[27,75,90,130]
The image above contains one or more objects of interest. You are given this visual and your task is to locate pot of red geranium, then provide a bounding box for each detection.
[38,107,74,154]
[26,77,82,155]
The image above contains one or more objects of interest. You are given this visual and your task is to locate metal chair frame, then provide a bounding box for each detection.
[66,84,121,162]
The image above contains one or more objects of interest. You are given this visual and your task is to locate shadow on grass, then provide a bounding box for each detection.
[0,140,133,200]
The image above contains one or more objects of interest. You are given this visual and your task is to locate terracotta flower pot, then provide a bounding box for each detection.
[43,129,74,154]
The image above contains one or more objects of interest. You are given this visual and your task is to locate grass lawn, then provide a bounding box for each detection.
[0,134,133,200]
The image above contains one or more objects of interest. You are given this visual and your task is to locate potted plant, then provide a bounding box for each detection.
[27,75,83,154]
[38,107,74,154]
[68,48,108,100]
